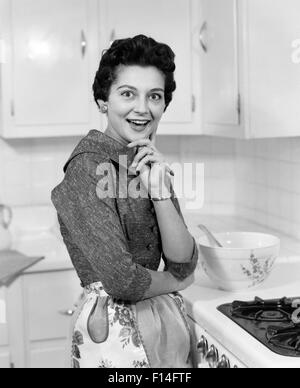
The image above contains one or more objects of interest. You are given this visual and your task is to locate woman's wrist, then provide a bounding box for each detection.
[150,185,172,201]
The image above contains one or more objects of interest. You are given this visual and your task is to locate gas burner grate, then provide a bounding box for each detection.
[231,297,296,322]
[267,324,300,354]
[218,296,300,358]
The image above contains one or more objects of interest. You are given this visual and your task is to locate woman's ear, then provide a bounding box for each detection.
[97,100,108,114]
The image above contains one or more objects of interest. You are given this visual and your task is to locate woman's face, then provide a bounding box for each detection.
[100,65,166,145]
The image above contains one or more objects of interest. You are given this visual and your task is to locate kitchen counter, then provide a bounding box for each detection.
[7,206,300,273]
[0,250,44,286]
[183,212,300,259]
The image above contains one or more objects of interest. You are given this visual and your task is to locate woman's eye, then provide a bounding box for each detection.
[150,93,163,101]
[121,91,134,98]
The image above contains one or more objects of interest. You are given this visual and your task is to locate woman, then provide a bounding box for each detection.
[51,35,198,368]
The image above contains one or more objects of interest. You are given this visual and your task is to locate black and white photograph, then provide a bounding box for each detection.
[0,0,300,371]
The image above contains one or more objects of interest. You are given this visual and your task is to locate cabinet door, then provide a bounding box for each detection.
[0,290,10,368]
[0,0,99,138]
[29,339,69,369]
[23,270,81,342]
[0,289,8,347]
[101,0,194,127]
[247,0,300,138]
[0,350,10,368]
[201,0,241,137]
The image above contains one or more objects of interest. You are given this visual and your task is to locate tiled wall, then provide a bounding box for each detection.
[235,138,300,240]
[0,133,299,240]
[0,134,237,212]
[0,137,80,206]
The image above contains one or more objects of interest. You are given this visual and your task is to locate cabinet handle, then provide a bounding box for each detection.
[199,22,208,53]
[59,309,75,317]
[81,30,87,58]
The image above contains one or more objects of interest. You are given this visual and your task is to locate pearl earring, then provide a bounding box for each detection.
[101,105,108,114]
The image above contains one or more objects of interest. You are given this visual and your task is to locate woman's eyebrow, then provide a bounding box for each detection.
[117,85,164,92]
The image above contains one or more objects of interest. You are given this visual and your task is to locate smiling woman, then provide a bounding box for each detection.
[51,35,198,369]
[100,65,166,144]
[93,35,176,145]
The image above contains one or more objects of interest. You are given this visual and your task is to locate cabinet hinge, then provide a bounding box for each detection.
[192,95,196,113]
[11,100,15,117]
[237,93,241,119]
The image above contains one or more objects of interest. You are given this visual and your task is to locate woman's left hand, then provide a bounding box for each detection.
[127,138,173,199]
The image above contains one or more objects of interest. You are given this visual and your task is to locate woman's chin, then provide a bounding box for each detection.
[126,130,152,142]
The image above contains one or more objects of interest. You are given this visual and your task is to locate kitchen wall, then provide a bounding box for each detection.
[0,134,237,212]
[0,134,299,241]
[235,138,300,240]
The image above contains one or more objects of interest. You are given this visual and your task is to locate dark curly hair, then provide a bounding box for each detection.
[93,35,176,111]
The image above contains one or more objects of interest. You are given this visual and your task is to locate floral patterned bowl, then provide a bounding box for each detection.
[198,232,280,292]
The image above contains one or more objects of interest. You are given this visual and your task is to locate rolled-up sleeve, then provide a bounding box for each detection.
[162,189,199,281]
[51,155,152,302]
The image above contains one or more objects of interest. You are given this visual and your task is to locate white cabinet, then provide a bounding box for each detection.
[22,270,81,368]
[0,289,10,368]
[245,0,300,138]
[200,0,241,138]
[0,0,202,138]
[0,0,100,138]
[4,270,81,368]
[201,0,300,139]
[99,0,201,135]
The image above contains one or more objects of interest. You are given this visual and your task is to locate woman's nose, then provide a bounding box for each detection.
[134,97,149,114]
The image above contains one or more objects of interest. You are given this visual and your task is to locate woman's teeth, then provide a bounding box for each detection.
[127,119,150,129]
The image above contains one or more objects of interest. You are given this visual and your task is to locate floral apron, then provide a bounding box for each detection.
[69,282,194,368]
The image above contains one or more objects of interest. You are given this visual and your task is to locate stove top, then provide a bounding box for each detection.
[218,297,300,357]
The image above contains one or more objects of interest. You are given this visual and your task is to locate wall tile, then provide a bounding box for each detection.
[279,162,293,193]
[291,163,300,195]
[291,139,300,164]
[266,160,281,189]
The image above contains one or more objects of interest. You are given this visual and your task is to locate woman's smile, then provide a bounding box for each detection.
[126,118,152,132]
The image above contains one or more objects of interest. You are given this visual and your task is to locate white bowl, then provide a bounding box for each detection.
[198,232,280,292]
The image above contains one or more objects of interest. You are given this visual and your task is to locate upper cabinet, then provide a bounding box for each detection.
[201,0,300,138]
[0,0,201,138]
[200,0,241,138]
[0,0,100,138]
[99,0,201,135]
[246,0,300,138]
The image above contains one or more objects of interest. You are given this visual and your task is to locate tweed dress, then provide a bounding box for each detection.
[51,130,198,368]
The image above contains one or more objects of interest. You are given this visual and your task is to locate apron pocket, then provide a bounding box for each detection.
[87,295,109,344]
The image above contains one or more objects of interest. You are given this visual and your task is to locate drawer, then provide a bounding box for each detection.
[23,270,82,341]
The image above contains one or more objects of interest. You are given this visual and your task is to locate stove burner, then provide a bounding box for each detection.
[267,324,300,354]
[218,296,300,358]
[231,297,295,322]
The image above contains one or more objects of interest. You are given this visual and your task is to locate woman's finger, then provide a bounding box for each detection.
[131,147,154,167]
[135,155,157,172]
[127,139,152,149]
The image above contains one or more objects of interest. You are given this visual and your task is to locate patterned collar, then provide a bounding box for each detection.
[63,130,137,174]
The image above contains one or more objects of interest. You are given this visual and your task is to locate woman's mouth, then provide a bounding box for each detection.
[126,119,151,131]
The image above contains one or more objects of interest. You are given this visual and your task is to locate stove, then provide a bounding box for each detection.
[218,297,300,358]
[182,257,300,368]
